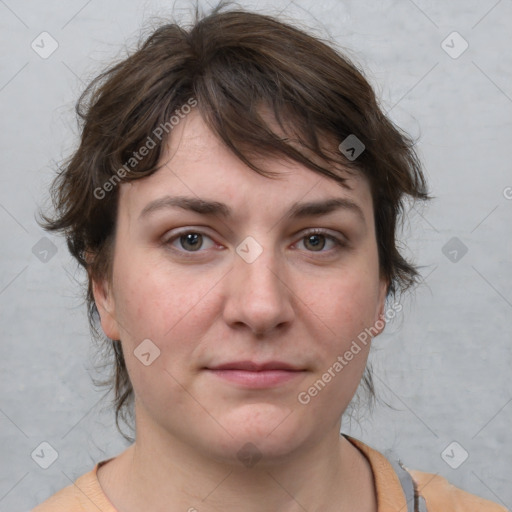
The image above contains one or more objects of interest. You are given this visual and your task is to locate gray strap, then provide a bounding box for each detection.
[385,453,428,512]
[388,458,416,512]
[417,495,428,512]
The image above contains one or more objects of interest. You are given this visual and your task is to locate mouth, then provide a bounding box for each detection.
[204,361,306,388]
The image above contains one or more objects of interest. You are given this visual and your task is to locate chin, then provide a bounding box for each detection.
[205,404,313,466]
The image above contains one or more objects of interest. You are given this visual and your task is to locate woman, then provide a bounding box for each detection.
[34,4,506,511]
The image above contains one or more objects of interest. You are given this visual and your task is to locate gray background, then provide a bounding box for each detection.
[1,0,511,510]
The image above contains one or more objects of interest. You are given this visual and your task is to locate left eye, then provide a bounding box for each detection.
[168,231,216,252]
[297,231,342,252]
[165,229,344,254]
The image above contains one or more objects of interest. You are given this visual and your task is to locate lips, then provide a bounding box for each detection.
[205,361,305,388]
[207,360,302,372]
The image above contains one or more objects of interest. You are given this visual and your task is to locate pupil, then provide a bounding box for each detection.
[182,233,201,250]
[307,234,324,250]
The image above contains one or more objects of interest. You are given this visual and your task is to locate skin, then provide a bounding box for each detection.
[93,109,388,512]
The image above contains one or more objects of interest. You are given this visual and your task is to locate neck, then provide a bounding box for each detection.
[98,416,376,512]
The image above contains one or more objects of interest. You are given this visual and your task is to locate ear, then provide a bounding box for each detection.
[92,276,120,340]
[372,277,389,337]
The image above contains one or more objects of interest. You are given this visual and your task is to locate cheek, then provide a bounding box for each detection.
[111,253,222,382]
[296,258,381,399]
[294,284,375,423]
[305,267,381,337]
[110,257,215,405]
[301,278,377,412]
[113,252,202,339]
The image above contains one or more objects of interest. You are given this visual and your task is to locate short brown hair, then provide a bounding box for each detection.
[42,2,429,438]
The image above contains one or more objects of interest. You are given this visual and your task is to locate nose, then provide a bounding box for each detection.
[222,241,295,337]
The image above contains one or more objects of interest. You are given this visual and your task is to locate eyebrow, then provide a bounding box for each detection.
[139,195,366,224]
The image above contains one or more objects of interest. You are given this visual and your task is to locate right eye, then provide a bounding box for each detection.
[164,230,217,254]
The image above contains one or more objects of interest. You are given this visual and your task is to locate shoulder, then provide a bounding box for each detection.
[345,435,508,512]
[32,463,115,512]
[31,481,83,511]
[409,469,509,512]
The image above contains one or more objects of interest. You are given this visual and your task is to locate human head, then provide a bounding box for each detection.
[42,2,429,439]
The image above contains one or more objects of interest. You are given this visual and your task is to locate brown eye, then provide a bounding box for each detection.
[179,232,203,251]
[165,230,216,253]
[297,229,345,253]
[303,234,327,251]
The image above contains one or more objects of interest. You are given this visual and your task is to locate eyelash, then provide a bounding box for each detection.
[163,228,347,257]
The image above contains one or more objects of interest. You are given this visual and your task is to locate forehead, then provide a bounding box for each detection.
[119,110,373,222]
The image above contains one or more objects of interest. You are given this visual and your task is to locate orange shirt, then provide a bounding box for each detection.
[32,437,508,511]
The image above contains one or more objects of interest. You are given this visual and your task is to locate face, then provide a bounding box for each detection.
[93,110,387,464]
